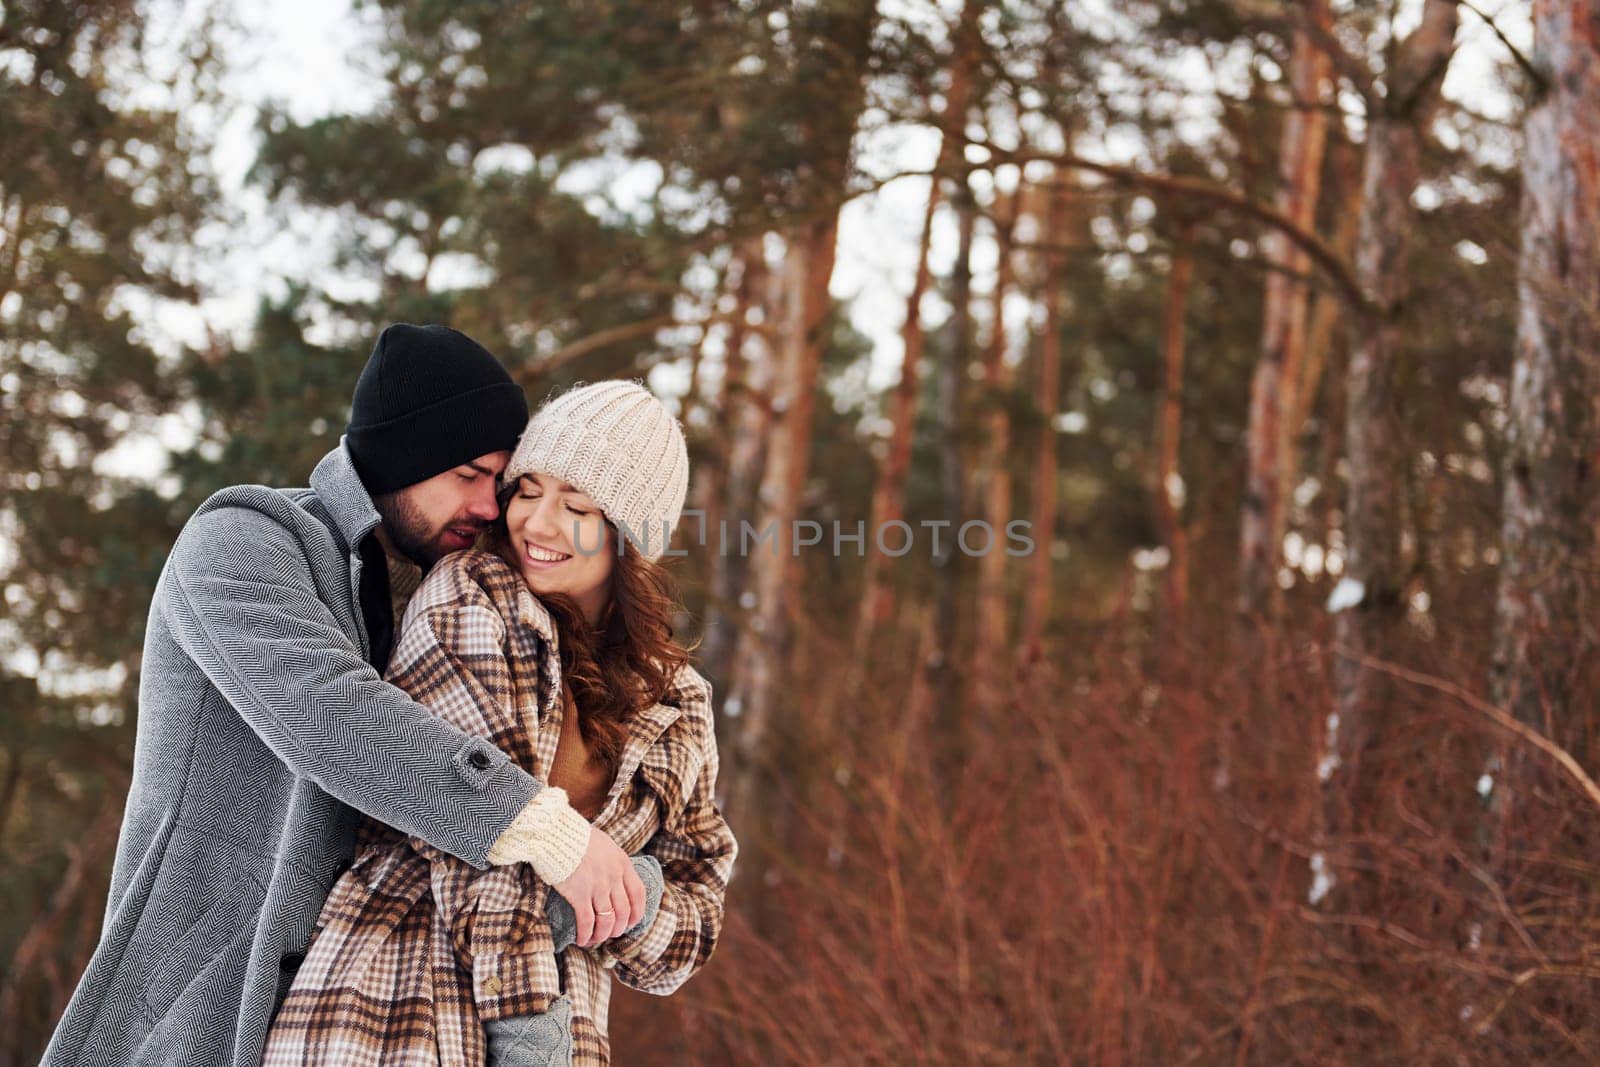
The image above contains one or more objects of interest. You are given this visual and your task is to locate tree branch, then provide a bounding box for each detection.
[1450,0,1547,95]
[980,145,1375,316]
[1331,646,1600,813]
[1283,6,1381,111]
[519,311,769,384]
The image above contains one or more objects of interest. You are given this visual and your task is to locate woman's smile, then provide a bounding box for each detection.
[524,541,572,567]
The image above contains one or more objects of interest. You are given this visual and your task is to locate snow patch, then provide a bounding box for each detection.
[1164,471,1186,508]
[1132,546,1171,572]
[1308,852,1335,906]
[1325,577,1366,613]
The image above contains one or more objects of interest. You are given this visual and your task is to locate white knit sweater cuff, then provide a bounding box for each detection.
[485,786,591,884]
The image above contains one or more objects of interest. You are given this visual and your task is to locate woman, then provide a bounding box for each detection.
[263,380,737,1067]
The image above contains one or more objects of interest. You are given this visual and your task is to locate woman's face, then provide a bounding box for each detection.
[504,471,615,626]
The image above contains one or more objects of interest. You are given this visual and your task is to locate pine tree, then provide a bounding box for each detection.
[0,1,218,1052]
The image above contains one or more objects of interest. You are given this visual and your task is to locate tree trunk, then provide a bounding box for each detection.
[719,0,879,831]
[1018,178,1076,663]
[912,177,979,750]
[1487,0,1600,837]
[682,260,730,427]
[1292,141,1364,450]
[855,181,940,642]
[1324,0,1459,899]
[698,243,768,690]
[1156,223,1196,622]
[972,189,1020,720]
[723,215,842,824]
[855,0,979,655]
[1239,0,1333,626]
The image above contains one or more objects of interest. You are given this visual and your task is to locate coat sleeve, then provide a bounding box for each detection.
[158,503,541,869]
[596,674,739,995]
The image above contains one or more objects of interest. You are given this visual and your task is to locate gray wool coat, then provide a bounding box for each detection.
[42,442,546,1067]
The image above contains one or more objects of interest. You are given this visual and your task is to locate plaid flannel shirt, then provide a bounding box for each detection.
[263,549,737,1066]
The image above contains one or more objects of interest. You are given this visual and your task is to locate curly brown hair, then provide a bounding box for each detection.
[485,482,691,780]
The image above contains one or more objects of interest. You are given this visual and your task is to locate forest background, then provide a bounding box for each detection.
[3,0,1597,1063]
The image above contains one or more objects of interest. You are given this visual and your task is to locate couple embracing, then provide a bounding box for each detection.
[43,324,738,1067]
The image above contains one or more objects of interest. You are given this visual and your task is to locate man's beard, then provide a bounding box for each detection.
[372,492,481,568]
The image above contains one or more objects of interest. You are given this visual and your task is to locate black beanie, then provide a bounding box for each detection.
[345,323,529,495]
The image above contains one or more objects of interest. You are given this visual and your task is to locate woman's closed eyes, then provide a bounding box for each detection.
[517,477,595,514]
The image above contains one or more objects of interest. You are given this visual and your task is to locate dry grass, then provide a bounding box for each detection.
[611,603,1600,1065]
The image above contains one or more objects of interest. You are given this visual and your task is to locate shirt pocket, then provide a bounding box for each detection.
[458,863,549,965]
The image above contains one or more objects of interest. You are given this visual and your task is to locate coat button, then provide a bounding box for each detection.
[468,751,491,770]
[483,976,503,995]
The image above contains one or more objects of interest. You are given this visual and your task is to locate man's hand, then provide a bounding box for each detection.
[551,826,647,947]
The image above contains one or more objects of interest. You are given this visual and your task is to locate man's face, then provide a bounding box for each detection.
[374,450,510,567]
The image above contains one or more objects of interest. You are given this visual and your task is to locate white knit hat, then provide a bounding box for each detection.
[504,380,689,560]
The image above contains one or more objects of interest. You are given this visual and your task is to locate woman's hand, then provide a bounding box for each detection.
[551,825,647,947]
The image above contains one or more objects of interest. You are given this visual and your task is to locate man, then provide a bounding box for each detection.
[43,324,639,1067]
